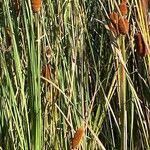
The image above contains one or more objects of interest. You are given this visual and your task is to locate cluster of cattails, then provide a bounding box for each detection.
[108,1,149,57]
[71,127,84,149]
[108,0,129,35]
[31,0,42,13]
[134,0,149,57]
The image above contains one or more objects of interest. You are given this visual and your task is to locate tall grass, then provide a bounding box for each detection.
[0,0,150,149]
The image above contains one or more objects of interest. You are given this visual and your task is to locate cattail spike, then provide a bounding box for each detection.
[119,2,128,16]
[72,128,84,149]
[118,18,129,35]
[31,0,42,13]
[134,32,147,57]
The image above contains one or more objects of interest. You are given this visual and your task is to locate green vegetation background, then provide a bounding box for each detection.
[0,0,150,149]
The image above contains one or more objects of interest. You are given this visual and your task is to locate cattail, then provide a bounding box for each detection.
[118,18,129,35]
[109,12,119,34]
[134,32,147,57]
[109,12,119,26]
[72,128,84,149]
[31,0,41,13]
[119,2,128,16]
[42,64,51,81]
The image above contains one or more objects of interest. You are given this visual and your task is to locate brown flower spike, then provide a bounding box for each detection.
[31,0,42,12]
[134,32,147,57]
[109,12,119,34]
[109,12,119,26]
[72,128,84,149]
[119,2,128,16]
[118,18,129,35]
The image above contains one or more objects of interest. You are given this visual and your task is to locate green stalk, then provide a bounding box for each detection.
[34,13,42,150]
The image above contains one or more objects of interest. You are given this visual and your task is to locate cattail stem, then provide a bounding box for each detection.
[119,36,127,150]
[120,37,127,150]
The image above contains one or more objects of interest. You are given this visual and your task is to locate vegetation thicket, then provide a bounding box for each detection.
[0,0,150,149]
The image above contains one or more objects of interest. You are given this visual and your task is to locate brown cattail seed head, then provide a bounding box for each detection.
[72,128,84,149]
[31,0,42,13]
[118,18,129,35]
[134,32,147,57]
[119,2,128,16]
[109,12,119,26]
